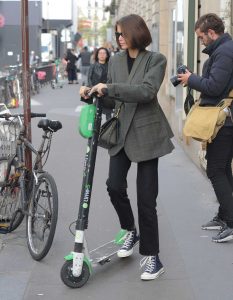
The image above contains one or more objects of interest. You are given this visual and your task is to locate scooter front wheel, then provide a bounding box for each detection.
[60,260,90,288]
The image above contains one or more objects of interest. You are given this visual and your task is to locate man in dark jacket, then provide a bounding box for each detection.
[77,46,91,86]
[178,13,233,243]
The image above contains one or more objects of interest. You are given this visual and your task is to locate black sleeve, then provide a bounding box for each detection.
[87,64,94,87]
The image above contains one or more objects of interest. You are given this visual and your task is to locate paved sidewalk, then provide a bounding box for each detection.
[0,84,232,300]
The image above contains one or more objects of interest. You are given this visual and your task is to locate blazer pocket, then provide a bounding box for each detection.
[134,115,159,128]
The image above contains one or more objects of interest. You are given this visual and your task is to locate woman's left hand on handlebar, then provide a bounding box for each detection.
[80,86,91,99]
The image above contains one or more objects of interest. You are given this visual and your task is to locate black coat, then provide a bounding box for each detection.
[87,62,108,87]
[65,51,78,71]
[188,33,233,107]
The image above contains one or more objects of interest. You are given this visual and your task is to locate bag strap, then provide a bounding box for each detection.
[217,98,233,108]
[187,87,192,95]
[114,103,123,118]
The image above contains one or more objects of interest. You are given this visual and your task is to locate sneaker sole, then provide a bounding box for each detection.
[201,226,222,230]
[117,248,134,258]
[212,234,233,243]
[141,267,165,281]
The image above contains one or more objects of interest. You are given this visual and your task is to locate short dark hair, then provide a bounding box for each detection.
[195,13,225,34]
[95,47,110,63]
[115,14,152,50]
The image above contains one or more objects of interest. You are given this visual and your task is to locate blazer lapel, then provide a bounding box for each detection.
[123,51,150,135]
[117,52,129,82]
[127,50,148,83]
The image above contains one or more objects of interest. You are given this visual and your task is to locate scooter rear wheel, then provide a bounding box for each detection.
[60,260,90,288]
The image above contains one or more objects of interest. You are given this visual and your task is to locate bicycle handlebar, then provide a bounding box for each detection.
[31,113,46,118]
[0,112,46,120]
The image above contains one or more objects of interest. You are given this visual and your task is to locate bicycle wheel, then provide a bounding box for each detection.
[0,157,24,231]
[27,172,58,261]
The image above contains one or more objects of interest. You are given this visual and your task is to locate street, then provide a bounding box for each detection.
[0,82,233,300]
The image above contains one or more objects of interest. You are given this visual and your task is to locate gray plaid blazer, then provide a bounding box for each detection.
[104,50,174,162]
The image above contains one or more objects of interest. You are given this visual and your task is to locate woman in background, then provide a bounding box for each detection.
[87,47,112,120]
[64,49,78,84]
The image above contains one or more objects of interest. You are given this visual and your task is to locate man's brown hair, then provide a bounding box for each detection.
[195,13,225,34]
[115,14,152,50]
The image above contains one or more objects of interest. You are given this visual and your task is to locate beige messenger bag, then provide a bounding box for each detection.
[183,90,233,143]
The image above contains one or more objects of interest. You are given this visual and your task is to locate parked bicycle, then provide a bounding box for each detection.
[0,112,62,260]
[2,64,22,108]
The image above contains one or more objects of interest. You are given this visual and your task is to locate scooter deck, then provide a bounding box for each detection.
[89,239,139,265]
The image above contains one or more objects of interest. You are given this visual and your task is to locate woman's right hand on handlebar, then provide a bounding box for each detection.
[79,86,91,99]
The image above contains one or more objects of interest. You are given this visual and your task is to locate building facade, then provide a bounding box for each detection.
[41,0,73,60]
[0,0,42,68]
[77,0,111,49]
[113,0,233,169]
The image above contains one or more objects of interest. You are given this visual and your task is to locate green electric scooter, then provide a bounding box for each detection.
[60,96,135,288]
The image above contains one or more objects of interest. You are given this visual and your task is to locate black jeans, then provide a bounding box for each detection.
[106,149,159,256]
[206,126,233,228]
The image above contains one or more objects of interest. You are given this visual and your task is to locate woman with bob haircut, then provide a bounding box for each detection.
[80,14,174,281]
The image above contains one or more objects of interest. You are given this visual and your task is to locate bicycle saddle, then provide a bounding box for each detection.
[37,119,62,132]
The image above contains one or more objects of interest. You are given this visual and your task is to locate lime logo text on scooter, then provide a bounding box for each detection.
[83,184,90,208]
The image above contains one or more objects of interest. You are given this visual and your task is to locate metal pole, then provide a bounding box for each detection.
[21,0,32,170]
